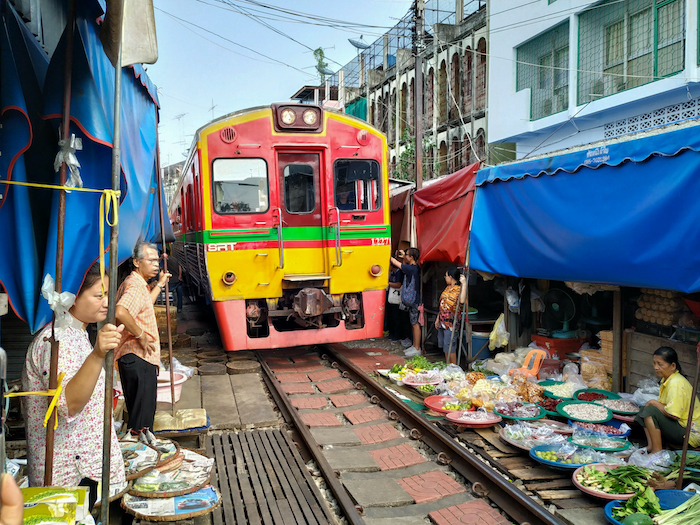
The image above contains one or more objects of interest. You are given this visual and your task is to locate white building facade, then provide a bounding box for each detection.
[489,0,697,158]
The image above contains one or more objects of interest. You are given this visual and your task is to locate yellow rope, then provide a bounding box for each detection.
[6,372,66,429]
[0,179,121,296]
[99,190,120,295]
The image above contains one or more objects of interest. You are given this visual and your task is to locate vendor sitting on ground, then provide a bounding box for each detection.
[634,346,700,453]
[435,268,467,364]
[22,262,126,506]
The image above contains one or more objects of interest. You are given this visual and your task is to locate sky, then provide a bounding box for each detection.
[148,0,414,167]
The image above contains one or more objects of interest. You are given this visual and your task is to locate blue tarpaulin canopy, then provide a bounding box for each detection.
[470,124,700,293]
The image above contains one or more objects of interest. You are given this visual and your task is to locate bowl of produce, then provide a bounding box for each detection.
[536,397,564,417]
[414,384,438,398]
[569,419,631,438]
[446,409,502,428]
[604,489,699,525]
[573,464,661,501]
[574,389,621,402]
[594,399,640,416]
[401,372,444,388]
[424,396,473,415]
[493,402,545,421]
[558,400,612,423]
[567,434,631,452]
[540,380,576,400]
[530,444,600,471]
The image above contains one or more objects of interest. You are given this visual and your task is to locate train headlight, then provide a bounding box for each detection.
[222,271,237,286]
[302,110,318,126]
[369,265,383,277]
[280,108,296,125]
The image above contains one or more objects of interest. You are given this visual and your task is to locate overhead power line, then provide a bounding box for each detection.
[155,7,316,79]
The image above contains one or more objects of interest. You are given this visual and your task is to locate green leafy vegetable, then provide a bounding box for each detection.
[612,487,661,520]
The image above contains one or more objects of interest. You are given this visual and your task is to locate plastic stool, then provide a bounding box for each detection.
[508,349,547,379]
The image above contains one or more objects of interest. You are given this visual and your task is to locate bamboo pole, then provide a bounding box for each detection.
[154,109,176,417]
[676,341,700,490]
[45,0,76,487]
[101,1,124,522]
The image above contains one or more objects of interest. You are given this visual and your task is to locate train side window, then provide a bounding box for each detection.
[283,164,315,214]
[212,158,269,214]
[333,159,380,211]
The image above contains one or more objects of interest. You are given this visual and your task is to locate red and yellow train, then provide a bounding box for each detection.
[169,103,391,350]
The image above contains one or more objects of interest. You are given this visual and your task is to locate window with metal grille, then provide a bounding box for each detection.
[578,0,685,105]
[516,21,570,120]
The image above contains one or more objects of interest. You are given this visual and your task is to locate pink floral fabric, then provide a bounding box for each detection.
[21,316,126,487]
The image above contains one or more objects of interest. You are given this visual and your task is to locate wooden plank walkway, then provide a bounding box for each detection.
[206,430,335,525]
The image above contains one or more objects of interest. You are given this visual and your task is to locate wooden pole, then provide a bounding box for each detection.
[45,0,76,487]
[101,1,124,521]
[612,290,622,392]
[154,108,176,417]
[676,341,700,490]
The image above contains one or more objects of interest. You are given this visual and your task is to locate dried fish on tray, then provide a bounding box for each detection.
[129,449,215,498]
[122,486,221,521]
[120,441,161,480]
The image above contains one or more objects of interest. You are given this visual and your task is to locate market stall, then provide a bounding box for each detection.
[466,122,700,499]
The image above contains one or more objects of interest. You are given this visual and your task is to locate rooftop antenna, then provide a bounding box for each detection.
[348,35,370,50]
[209,99,217,119]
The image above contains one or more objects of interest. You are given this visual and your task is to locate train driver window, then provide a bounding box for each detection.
[212,158,269,214]
[283,164,315,214]
[333,159,380,211]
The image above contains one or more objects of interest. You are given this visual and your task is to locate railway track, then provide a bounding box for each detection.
[257,345,569,525]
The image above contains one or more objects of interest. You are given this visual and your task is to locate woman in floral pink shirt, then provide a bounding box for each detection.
[22,263,126,503]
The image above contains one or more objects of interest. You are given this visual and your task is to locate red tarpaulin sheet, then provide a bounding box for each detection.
[413,163,479,264]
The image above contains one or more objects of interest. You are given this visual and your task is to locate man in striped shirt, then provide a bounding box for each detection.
[116,242,170,442]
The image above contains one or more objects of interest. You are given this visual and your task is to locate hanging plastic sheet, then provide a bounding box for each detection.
[413,163,478,264]
[470,124,700,293]
[35,0,171,331]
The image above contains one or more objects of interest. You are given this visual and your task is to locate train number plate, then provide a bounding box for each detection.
[370,237,390,246]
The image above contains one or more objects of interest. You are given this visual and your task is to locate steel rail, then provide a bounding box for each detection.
[323,344,567,525]
[255,352,364,525]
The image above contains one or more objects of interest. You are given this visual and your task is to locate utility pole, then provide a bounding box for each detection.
[413,0,424,189]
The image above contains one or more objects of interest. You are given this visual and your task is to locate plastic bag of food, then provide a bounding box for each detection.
[442,364,465,382]
[433,382,455,397]
[627,449,674,471]
[489,314,510,350]
[171,356,195,378]
[631,377,660,407]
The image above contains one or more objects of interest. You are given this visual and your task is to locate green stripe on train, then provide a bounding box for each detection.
[178,226,390,244]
